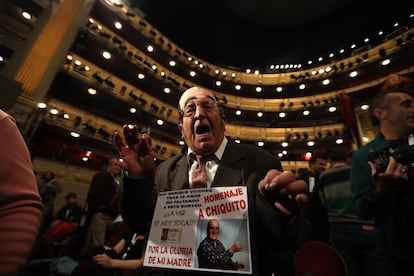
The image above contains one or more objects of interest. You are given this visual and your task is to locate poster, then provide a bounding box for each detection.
[143,186,252,274]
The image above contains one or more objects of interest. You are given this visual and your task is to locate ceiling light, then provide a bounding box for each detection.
[257,141,264,147]
[329,107,337,112]
[164,88,171,94]
[255,87,262,93]
[169,60,176,66]
[137,73,145,79]
[303,110,310,116]
[381,59,391,66]
[102,51,111,59]
[322,79,330,85]
[307,141,315,146]
[349,71,358,78]
[361,104,369,110]
[38,103,47,109]
[215,81,222,86]
[276,87,283,92]
[281,142,288,147]
[279,112,286,118]
[231,73,236,78]
[189,71,196,77]
[336,138,344,144]
[129,107,136,113]
[235,139,240,144]
[157,119,164,125]
[70,132,80,138]
[114,22,122,29]
[235,110,242,116]
[50,108,58,115]
[257,112,263,117]
[147,45,154,52]
[299,84,306,90]
[235,85,241,90]
[88,88,97,95]
[21,11,32,20]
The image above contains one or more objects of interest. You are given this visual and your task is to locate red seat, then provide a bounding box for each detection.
[294,241,348,276]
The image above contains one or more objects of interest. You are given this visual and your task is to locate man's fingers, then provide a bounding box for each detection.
[123,124,140,146]
[113,131,125,152]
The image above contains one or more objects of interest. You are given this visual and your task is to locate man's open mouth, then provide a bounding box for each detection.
[195,125,210,135]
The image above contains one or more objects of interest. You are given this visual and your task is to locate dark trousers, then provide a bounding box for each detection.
[329,222,387,276]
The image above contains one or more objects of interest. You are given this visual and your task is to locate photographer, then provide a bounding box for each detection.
[351,85,414,275]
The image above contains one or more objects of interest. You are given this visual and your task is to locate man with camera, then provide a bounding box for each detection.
[351,85,414,275]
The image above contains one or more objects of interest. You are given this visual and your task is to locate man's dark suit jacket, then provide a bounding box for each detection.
[121,139,309,276]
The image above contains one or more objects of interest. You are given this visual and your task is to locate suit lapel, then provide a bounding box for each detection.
[169,156,190,190]
[212,141,247,187]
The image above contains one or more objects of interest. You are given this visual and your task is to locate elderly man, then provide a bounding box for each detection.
[114,86,309,275]
[197,219,244,270]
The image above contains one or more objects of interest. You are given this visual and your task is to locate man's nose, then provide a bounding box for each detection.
[194,104,206,118]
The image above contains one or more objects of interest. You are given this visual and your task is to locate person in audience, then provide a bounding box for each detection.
[42,192,84,254]
[351,85,414,275]
[0,109,43,274]
[38,170,62,236]
[319,149,384,276]
[113,86,310,276]
[197,219,244,270]
[82,158,122,255]
[49,230,144,276]
[298,153,330,242]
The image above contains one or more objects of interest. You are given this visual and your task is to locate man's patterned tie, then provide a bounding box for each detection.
[191,154,215,188]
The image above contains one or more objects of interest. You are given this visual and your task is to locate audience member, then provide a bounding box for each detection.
[197,219,244,270]
[42,193,84,254]
[319,149,384,276]
[38,170,62,235]
[114,86,309,276]
[82,158,122,255]
[351,85,414,275]
[0,109,43,274]
[298,154,329,242]
[49,230,144,276]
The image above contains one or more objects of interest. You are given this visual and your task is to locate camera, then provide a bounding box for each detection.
[367,134,414,173]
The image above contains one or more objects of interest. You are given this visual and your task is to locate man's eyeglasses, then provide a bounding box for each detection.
[179,98,218,118]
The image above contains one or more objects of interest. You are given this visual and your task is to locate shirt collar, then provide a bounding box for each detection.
[187,137,227,163]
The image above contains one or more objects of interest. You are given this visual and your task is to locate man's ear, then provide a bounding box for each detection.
[373,108,385,121]
[178,123,183,133]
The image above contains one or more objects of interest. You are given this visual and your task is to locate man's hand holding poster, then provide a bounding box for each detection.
[144,186,252,274]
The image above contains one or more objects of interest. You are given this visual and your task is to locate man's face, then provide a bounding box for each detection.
[67,196,77,206]
[382,92,414,136]
[207,220,220,241]
[178,87,225,155]
[311,158,327,175]
[107,159,121,175]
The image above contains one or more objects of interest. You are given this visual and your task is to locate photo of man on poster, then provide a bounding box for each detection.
[196,219,248,271]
